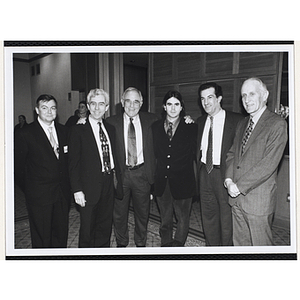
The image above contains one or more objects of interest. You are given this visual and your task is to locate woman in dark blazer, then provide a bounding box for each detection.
[152,90,197,247]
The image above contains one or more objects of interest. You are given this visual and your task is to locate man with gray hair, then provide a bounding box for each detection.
[106,87,158,247]
[224,78,288,246]
[68,88,122,248]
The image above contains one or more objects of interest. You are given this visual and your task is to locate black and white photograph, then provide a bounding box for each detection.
[4,42,296,259]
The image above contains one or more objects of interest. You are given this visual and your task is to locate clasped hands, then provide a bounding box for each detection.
[224,178,240,198]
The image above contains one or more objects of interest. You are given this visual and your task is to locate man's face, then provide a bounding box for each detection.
[35,100,57,125]
[164,97,182,120]
[241,80,267,115]
[78,103,87,114]
[200,87,222,116]
[121,90,143,118]
[87,95,109,121]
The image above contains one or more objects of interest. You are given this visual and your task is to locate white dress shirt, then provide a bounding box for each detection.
[201,109,226,166]
[123,113,144,166]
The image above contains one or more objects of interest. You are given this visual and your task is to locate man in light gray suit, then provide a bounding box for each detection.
[224,77,288,246]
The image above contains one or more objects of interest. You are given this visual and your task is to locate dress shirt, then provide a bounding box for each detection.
[123,113,144,166]
[201,109,225,165]
[164,116,181,136]
[89,116,114,171]
[38,117,58,145]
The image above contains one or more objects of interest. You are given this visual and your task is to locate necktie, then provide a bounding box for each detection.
[48,127,59,159]
[241,117,254,155]
[206,116,213,174]
[167,122,173,141]
[128,117,137,167]
[98,122,111,174]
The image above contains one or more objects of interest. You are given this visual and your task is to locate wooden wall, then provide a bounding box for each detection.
[149,52,284,120]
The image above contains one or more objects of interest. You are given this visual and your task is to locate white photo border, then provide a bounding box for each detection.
[4,42,297,258]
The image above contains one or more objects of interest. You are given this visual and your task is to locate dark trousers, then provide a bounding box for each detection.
[26,193,69,248]
[156,181,192,247]
[231,203,274,246]
[78,173,114,248]
[113,165,151,247]
[199,165,233,246]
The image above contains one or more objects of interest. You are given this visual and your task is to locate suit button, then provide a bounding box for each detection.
[167,155,171,158]
[169,144,171,148]
[237,166,240,169]
[165,176,168,179]
[167,165,170,169]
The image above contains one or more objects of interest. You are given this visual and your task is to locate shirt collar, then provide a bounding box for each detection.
[37,116,55,130]
[251,105,267,124]
[207,108,225,120]
[165,116,180,128]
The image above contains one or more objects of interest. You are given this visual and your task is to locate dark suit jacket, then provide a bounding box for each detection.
[196,110,244,182]
[226,108,288,215]
[152,118,197,199]
[68,118,123,204]
[106,111,158,185]
[14,120,71,206]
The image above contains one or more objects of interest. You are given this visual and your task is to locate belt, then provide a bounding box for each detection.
[126,163,144,171]
[202,163,220,169]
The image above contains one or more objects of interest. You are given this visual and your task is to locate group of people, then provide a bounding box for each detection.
[14,77,288,249]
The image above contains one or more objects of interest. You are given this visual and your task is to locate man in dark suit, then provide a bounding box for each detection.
[225,77,288,246]
[152,90,197,247]
[68,89,122,248]
[197,82,243,246]
[106,87,158,247]
[14,94,71,248]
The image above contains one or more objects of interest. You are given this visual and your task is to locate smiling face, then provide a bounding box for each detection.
[164,97,183,120]
[200,87,222,117]
[87,95,109,121]
[35,100,57,125]
[241,79,268,116]
[121,90,143,118]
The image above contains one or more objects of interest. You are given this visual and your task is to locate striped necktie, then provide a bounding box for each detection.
[241,117,254,155]
[48,127,59,159]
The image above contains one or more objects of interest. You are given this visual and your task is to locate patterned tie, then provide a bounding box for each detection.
[167,121,173,141]
[128,117,137,167]
[98,122,111,174]
[206,116,213,174]
[48,127,59,159]
[241,117,254,155]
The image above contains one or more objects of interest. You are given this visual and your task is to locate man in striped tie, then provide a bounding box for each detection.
[224,78,288,246]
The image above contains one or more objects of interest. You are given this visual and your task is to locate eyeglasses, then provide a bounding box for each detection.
[124,99,142,107]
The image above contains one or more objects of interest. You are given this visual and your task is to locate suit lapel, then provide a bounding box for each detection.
[242,109,269,156]
[84,119,102,163]
[197,116,206,162]
[34,121,58,160]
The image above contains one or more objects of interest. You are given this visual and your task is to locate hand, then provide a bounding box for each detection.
[74,191,86,207]
[224,179,240,198]
[184,115,195,124]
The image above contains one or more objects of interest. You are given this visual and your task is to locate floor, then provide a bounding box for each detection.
[13,185,290,249]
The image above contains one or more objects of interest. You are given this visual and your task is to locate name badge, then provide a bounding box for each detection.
[64,146,68,153]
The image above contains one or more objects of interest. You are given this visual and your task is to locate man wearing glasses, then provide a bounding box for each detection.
[106,87,158,247]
